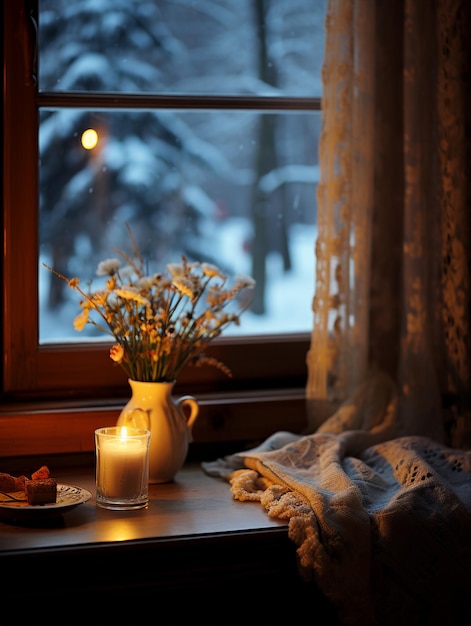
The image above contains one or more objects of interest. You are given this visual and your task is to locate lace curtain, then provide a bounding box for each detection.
[306,0,471,448]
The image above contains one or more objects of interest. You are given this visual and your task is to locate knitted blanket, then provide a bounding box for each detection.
[202,374,471,626]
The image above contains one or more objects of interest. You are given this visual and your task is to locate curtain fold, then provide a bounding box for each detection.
[307,0,471,448]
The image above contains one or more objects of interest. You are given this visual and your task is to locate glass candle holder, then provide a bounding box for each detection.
[95,426,151,510]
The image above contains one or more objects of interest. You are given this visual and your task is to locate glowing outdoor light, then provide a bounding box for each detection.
[81,128,99,150]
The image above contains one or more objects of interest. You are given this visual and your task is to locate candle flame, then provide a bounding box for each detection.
[119,426,128,441]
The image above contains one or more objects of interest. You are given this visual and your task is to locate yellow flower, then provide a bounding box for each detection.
[201,263,225,280]
[110,344,124,363]
[106,276,117,290]
[172,278,194,299]
[114,287,150,306]
[73,309,89,331]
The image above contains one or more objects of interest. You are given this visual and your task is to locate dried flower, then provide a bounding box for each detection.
[43,228,255,382]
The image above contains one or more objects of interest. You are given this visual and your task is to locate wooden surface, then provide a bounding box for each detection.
[0,461,342,624]
[0,391,308,457]
[0,462,287,552]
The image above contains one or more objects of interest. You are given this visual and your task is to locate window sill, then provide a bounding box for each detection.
[0,460,339,622]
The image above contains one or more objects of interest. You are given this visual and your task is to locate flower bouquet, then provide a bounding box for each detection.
[44,228,255,382]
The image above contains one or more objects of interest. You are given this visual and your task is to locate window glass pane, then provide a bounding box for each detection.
[39,109,320,342]
[38,0,325,97]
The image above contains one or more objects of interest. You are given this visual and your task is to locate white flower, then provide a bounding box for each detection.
[167,263,185,278]
[96,258,121,276]
[136,276,153,290]
[234,274,256,289]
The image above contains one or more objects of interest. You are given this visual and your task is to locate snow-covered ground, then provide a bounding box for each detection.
[39,220,316,343]
[229,222,315,336]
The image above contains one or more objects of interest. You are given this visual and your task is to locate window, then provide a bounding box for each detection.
[2,1,325,457]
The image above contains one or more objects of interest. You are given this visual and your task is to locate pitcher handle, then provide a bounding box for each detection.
[175,395,199,442]
[119,407,150,430]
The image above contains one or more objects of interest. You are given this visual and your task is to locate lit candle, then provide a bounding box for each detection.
[97,427,149,499]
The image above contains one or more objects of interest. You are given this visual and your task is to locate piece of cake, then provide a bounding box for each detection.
[0,473,26,491]
[31,465,50,480]
[0,473,16,491]
[24,478,57,505]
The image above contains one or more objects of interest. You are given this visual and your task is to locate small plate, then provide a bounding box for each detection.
[0,484,92,522]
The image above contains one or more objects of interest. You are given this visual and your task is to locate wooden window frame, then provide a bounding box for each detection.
[1,1,318,457]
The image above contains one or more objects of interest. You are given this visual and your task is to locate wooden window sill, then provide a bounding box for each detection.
[0,459,339,622]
